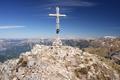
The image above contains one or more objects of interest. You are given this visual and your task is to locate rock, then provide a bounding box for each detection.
[0,44,119,80]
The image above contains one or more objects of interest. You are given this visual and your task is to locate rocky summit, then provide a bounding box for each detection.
[0,44,119,80]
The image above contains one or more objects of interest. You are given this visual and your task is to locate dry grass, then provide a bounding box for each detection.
[98,56,120,74]
[84,47,108,57]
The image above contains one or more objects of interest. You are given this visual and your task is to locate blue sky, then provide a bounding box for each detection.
[0,0,120,38]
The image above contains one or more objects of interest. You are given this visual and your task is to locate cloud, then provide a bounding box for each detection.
[46,0,96,7]
[0,26,25,29]
[60,1,95,7]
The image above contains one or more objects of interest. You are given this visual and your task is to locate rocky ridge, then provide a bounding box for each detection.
[0,44,119,80]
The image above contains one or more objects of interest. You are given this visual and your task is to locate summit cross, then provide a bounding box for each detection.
[49,6,66,34]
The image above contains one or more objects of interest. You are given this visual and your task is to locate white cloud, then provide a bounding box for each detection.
[61,1,95,7]
[46,0,96,7]
[0,26,25,29]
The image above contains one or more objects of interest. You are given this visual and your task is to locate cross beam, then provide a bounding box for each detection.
[49,7,66,34]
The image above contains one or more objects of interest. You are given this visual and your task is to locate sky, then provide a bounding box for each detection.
[0,0,120,39]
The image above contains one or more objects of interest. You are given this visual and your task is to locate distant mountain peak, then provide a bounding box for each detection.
[104,36,117,39]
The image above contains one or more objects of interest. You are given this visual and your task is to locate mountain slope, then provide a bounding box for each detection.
[0,44,119,80]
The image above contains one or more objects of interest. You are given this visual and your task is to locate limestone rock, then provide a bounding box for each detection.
[0,44,119,80]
